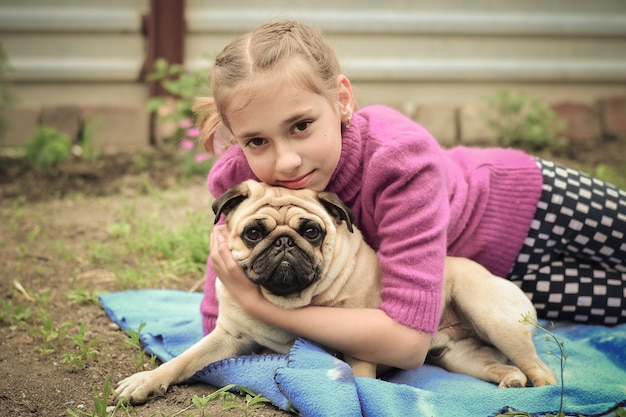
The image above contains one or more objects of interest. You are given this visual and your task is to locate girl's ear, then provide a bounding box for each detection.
[336,74,354,118]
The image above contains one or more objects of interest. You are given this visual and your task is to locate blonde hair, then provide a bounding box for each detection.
[194,20,343,154]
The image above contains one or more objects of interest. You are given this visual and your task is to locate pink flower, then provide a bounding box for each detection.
[179,139,194,151]
[185,127,200,138]
[195,153,211,163]
[180,118,193,129]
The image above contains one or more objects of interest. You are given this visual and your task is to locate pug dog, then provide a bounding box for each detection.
[115,180,555,404]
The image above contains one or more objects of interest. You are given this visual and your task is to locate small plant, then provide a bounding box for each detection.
[145,58,215,177]
[145,58,209,141]
[68,287,102,306]
[66,376,134,417]
[0,299,33,327]
[61,323,100,371]
[483,90,568,152]
[178,133,214,177]
[174,384,270,417]
[30,308,72,355]
[521,314,567,417]
[124,323,158,371]
[24,126,72,171]
[497,314,568,417]
[222,385,272,417]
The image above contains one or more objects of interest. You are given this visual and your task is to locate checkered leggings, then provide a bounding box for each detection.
[508,159,626,325]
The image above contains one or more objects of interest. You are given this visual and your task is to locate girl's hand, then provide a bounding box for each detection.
[210,225,263,307]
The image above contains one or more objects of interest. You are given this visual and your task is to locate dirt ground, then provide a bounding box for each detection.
[0,150,291,417]
[0,138,624,417]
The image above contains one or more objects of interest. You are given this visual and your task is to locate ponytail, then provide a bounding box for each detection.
[192,96,230,155]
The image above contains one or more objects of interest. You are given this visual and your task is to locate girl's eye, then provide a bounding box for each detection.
[246,137,266,148]
[293,121,311,134]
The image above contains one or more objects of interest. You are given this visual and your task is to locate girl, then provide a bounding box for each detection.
[197,20,626,370]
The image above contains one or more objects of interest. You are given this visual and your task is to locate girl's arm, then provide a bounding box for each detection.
[210,227,432,370]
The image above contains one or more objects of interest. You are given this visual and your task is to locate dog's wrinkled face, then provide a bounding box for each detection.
[237,204,325,296]
[212,180,354,300]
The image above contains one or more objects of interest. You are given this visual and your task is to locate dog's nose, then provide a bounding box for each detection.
[274,236,294,249]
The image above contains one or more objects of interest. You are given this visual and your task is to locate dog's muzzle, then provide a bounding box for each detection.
[249,234,319,296]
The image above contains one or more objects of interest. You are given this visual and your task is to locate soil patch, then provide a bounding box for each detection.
[0,151,290,417]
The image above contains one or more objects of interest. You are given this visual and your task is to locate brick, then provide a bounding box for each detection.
[412,105,458,148]
[40,106,81,143]
[0,107,40,147]
[551,102,602,142]
[458,103,496,146]
[80,105,150,155]
[597,96,626,138]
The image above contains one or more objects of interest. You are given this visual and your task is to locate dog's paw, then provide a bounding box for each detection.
[498,378,525,388]
[497,369,527,388]
[115,371,168,404]
[527,367,558,387]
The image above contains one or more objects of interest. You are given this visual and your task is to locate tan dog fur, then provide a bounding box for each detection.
[115,180,555,404]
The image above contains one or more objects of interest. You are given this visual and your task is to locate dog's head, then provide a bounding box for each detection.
[212,180,355,305]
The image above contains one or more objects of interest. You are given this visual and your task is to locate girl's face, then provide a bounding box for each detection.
[225,75,353,192]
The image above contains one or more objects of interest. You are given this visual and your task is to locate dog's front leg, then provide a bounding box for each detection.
[344,355,377,378]
[115,327,253,404]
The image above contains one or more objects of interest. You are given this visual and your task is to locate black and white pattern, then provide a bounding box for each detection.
[508,159,626,325]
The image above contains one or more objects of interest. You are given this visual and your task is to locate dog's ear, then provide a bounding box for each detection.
[212,183,250,224]
[317,192,354,233]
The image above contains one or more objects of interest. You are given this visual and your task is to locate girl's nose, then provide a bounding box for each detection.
[275,144,302,174]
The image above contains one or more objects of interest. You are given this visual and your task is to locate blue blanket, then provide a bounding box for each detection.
[100,289,626,417]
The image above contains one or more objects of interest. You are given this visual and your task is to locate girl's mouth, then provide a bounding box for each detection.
[279,172,314,189]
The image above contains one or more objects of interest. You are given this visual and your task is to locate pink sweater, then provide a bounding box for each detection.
[200,105,543,335]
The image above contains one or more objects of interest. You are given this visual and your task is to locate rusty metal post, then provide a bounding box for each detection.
[142,0,186,96]
[141,0,186,143]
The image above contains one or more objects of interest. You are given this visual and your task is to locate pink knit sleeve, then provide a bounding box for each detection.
[360,109,449,335]
[200,147,258,335]
[200,261,219,335]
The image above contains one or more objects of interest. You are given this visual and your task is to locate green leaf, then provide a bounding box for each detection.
[147,97,167,112]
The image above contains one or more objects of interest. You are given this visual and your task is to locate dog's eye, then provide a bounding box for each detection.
[297,220,324,245]
[244,227,262,242]
[303,227,320,240]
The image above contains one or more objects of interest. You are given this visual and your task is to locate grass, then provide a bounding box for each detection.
[4,188,275,416]
[57,191,275,416]
[87,202,212,290]
[1,183,260,416]
[67,380,271,417]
